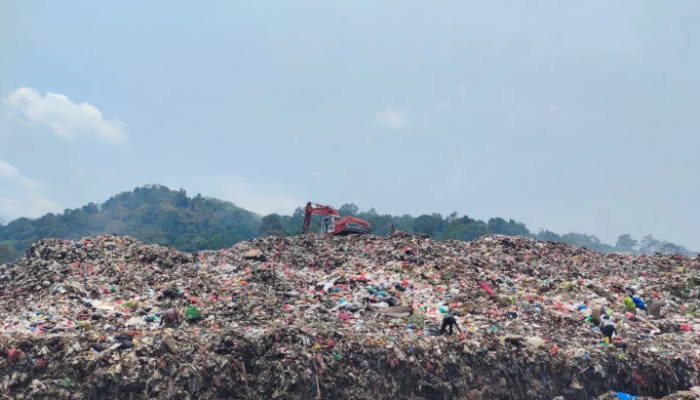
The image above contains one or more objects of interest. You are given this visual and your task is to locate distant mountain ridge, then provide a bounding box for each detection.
[0,184,695,263]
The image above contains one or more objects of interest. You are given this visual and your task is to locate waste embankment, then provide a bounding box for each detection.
[2,233,700,399]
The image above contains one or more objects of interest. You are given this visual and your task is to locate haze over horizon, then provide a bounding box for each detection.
[1,1,699,249]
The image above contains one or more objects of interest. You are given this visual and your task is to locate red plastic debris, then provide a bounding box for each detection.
[479,282,494,296]
[633,372,646,387]
[7,348,21,364]
[551,345,559,355]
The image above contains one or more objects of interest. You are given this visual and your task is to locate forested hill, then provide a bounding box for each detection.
[0,185,695,263]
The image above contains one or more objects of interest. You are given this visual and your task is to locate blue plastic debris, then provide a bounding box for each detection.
[615,392,638,400]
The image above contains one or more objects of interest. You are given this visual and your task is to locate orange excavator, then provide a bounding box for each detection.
[302,202,371,236]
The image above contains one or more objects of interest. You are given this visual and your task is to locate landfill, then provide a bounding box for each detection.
[2,232,700,400]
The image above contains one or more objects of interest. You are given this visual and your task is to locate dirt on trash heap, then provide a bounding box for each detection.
[2,233,700,400]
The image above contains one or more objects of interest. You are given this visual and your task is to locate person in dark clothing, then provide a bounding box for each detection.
[440,312,462,335]
[162,307,180,327]
[600,315,617,343]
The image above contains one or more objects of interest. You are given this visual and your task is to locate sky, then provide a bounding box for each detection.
[1,1,699,249]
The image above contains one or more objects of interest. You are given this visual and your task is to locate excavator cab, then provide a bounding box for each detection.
[322,215,340,235]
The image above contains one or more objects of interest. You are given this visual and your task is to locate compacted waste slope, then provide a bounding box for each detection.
[1,233,700,399]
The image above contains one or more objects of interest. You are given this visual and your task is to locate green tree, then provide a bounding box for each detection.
[446,212,459,223]
[487,217,508,234]
[413,214,444,238]
[2,218,34,240]
[339,204,359,217]
[506,219,530,236]
[1,185,697,257]
[615,234,637,252]
[443,216,488,241]
[658,241,688,256]
[536,229,562,242]
[462,220,488,241]
[560,232,602,250]
[259,214,286,237]
[285,207,306,235]
[0,242,22,264]
[639,235,660,253]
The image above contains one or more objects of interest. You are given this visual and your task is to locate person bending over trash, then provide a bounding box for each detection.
[440,311,462,336]
[162,307,180,326]
[624,289,647,315]
[600,315,617,344]
[631,295,646,311]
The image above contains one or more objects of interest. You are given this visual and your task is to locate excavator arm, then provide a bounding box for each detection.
[302,202,340,234]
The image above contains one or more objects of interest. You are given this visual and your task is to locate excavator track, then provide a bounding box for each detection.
[337,223,371,236]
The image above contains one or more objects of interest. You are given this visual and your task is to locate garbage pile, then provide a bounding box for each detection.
[594,388,700,400]
[2,233,700,400]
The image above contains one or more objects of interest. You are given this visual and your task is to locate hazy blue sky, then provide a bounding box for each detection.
[1,1,699,249]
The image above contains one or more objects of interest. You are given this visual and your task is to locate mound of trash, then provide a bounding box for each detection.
[594,389,700,400]
[2,233,700,400]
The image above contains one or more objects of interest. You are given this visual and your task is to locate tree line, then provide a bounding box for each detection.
[0,185,695,264]
[260,207,694,256]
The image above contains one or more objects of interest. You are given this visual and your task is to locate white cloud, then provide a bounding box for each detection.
[458,84,467,95]
[0,158,40,190]
[419,115,431,125]
[0,158,61,220]
[0,158,25,181]
[210,175,304,215]
[3,87,127,145]
[0,195,62,220]
[376,108,408,129]
[312,172,322,179]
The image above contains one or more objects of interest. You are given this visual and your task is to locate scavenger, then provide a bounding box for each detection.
[600,315,617,344]
[440,310,462,336]
[162,307,180,326]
